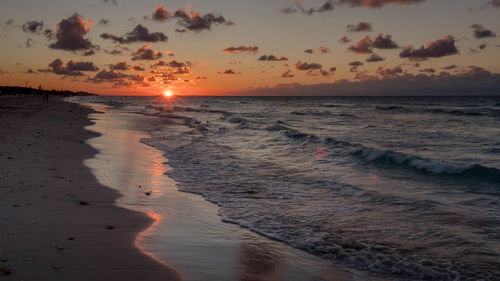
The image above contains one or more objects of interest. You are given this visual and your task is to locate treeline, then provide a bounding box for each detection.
[0,86,95,97]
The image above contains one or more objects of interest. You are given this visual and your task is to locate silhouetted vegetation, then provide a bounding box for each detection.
[0,86,95,97]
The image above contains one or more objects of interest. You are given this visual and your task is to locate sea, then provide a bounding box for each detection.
[76,95,500,281]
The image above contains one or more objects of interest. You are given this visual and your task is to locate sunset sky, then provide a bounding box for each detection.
[1,0,499,95]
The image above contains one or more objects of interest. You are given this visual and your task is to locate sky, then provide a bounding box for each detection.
[0,0,499,96]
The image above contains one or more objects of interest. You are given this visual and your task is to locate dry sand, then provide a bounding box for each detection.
[0,96,181,280]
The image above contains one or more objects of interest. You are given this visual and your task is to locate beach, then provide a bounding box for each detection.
[0,96,181,280]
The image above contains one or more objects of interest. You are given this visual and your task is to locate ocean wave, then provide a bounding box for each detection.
[266,121,318,141]
[354,147,500,182]
[291,111,355,118]
[375,105,499,117]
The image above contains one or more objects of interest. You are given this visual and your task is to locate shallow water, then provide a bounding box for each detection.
[78,96,500,281]
[82,103,380,281]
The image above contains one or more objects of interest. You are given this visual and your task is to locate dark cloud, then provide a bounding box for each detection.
[486,0,500,7]
[25,38,34,48]
[366,53,385,62]
[282,0,334,15]
[173,8,233,32]
[99,19,109,25]
[258,55,289,61]
[153,4,171,22]
[67,60,99,71]
[22,20,44,33]
[375,65,403,78]
[295,61,322,70]
[5,19,14,26]
[104,49,122,55]
[132,64,145,71]
[91,69,127,81]
[222,46,259,54]
[282,69,295,78]
[100,24,167,44]
[49,13,96,52]
[102,0,118,6]
[479,43,488,50]
[318,46,330,54]
[240,65,500,97]
[470,24,496,39]
[443,64,457,70]
[218,69,240,75]
[339,36,351,43]
[372,33,399,49]
[42,58,98,76]
[0,69,8,75]
[337,0,425,9]
[419,68,436,73]
[131,44,163,60]
[400,35,458,60]
[110,61,129,71]
[295,61,333,77]
[349,60,364,72]
[304,49,314,54]
[348,36,373,54]
[347,22,372,32]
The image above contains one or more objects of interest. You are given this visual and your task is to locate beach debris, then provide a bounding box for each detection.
[12,204,18,208]
[67,237,74,241]
[6,157,12,160]
[52,265,61,270]
[56,245,64,251]
[79,200,88,206]
[105,225,115,230]
[144,191,152,196]
[0,267,11,275]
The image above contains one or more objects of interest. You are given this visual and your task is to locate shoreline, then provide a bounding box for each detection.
[0,96,181,280]
[80,100,387,281]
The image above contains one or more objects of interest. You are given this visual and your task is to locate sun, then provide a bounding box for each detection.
[164,90,173,97]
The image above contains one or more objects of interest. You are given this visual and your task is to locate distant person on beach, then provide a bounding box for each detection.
[43,92,49,103]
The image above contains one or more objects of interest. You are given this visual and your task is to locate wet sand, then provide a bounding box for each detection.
[0,96,181,280]
[82,102,386,281]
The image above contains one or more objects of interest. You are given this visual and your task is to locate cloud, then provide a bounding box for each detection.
[42,58,98,76]
[375,65,403,78]
[104,49,122,55]
[470,24,496,39]
[132,64,145,71]
[99,19,109,25]
[22,20,44,33]
[419,68,436,73]
[339,36,351,43]
[25,38,34,48]
[173,8,233,32]
[282,69,295,78]
[102,0,118,6]
[295,61,322,70]
[90,69,127,82]
[366,53,385,62]
[49,13,96,52]
[443,64,457,70]
[479,43,488,50]
[282,0,334,15]
[349,60,364,72]
[218,69,240,75]
[337,0,426,9]
[222,45,259,54]
[318,46,330,54]
[258,55,288,61]
[304,49,314,54]
[372,33,399,49]
[5,19,14,26]
[100,24,167,44]
[132,44,163,60]
[0,69,8,75]
[239,66,500,96]
[110,61,129,71]
[348,35,373,53]
[295,61,334,77]
[400,35,458,60]
[153,4,171,22]
[347,22,372,32]
[485,0,500,7]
